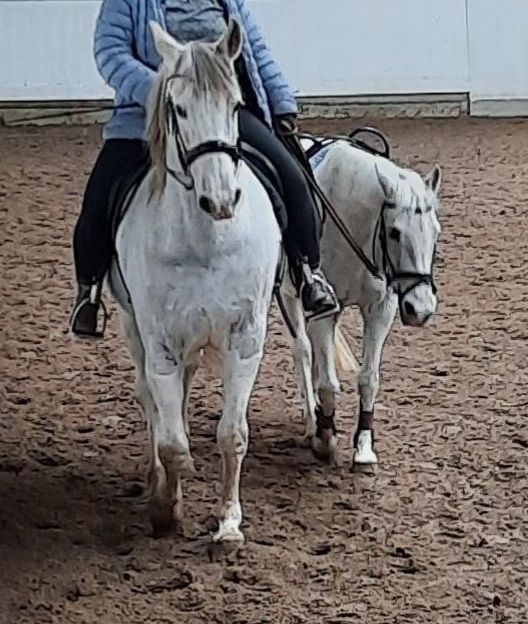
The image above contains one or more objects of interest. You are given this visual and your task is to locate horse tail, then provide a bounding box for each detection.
[334,325,360,377]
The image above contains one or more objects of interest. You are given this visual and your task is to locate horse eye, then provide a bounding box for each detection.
[389,228,401,242]
[175,105,187,119]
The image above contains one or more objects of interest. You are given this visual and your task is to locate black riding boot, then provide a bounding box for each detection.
[300,263,340,321]
[70,282,105,338]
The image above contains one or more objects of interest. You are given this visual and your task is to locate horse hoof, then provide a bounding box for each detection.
[298,434,313,449]
[209,527,244,561]
[207,533,244,562]
[351,459,378,475]
[149,500,176,537]
[311,432,339,466]
[213,528,244,544]
[352,431,378,473]
[213,515,244,542]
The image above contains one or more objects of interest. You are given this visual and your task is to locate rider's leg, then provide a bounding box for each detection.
[238,109,339,319]
[71,139,147,337]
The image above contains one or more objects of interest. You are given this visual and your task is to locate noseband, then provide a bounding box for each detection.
[376,203,437,300]
[164,95,240,191]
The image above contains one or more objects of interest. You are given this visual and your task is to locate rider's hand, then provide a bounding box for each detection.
[274,113,298,136]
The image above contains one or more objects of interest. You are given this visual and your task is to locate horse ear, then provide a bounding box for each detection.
[425,164,442,195]
[217,18,244,60]
[150,21,186,69]
[375,162,395,200]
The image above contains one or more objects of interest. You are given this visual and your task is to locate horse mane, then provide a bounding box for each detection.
[146,73,168,195]
[146,41,240,197]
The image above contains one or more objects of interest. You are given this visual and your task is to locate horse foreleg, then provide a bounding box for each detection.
[214,341,262,544]
[353,295,397,472]
[280,291,318,442]
[144,347,192,536]
[122,311,156,422]
[122,312,164,509]
[309,316,341,464]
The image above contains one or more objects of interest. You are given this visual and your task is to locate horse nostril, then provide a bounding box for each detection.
[234,187,242,207]
[199,195,214,214]
[389,228,401,242]
[404,301,416,317]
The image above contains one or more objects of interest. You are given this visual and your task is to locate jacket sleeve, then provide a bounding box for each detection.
[236,0,298,116]
[94,0,157,107]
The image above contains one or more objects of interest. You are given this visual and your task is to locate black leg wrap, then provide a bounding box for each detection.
[315,405,337,437]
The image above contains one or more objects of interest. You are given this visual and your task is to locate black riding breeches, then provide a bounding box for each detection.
[238,109,320,268]
[72,110,320,284]
[73,139,148,284]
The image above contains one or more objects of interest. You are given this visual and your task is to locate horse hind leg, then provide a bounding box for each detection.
[353,295,397,473]
[279,290,318,443]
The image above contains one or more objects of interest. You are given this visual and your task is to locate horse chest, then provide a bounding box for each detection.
[135,253,269,333]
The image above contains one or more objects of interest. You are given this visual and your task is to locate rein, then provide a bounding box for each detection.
[6,103,141,126]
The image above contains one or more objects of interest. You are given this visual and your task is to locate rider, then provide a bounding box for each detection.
[71,0,340,337]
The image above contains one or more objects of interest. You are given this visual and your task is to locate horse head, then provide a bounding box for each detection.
[375,161,442,326]
[148,19,244,220]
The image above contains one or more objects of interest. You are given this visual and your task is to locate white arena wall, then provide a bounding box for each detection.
[0,0,526,116]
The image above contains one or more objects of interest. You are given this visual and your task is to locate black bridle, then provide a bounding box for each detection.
[164,94,241,191]
[376,204,437,300]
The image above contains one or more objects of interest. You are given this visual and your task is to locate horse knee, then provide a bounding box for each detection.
[217,422,248,455]
[359,370,379,391]
[292,336,311,363]
[158,442,193,477]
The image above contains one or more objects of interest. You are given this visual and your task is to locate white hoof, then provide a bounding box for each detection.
[213,518,244,544]
[352,430,378,471]
[213,528,244,544]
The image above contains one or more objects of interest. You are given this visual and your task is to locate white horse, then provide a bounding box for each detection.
[283,138,442,469]
[109,20,281,543]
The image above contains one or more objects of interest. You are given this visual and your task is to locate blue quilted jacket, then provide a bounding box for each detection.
[94,0,299,139]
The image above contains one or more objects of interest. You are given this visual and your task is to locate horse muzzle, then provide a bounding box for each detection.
[398,284,437,327]
[198,188,242,221]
